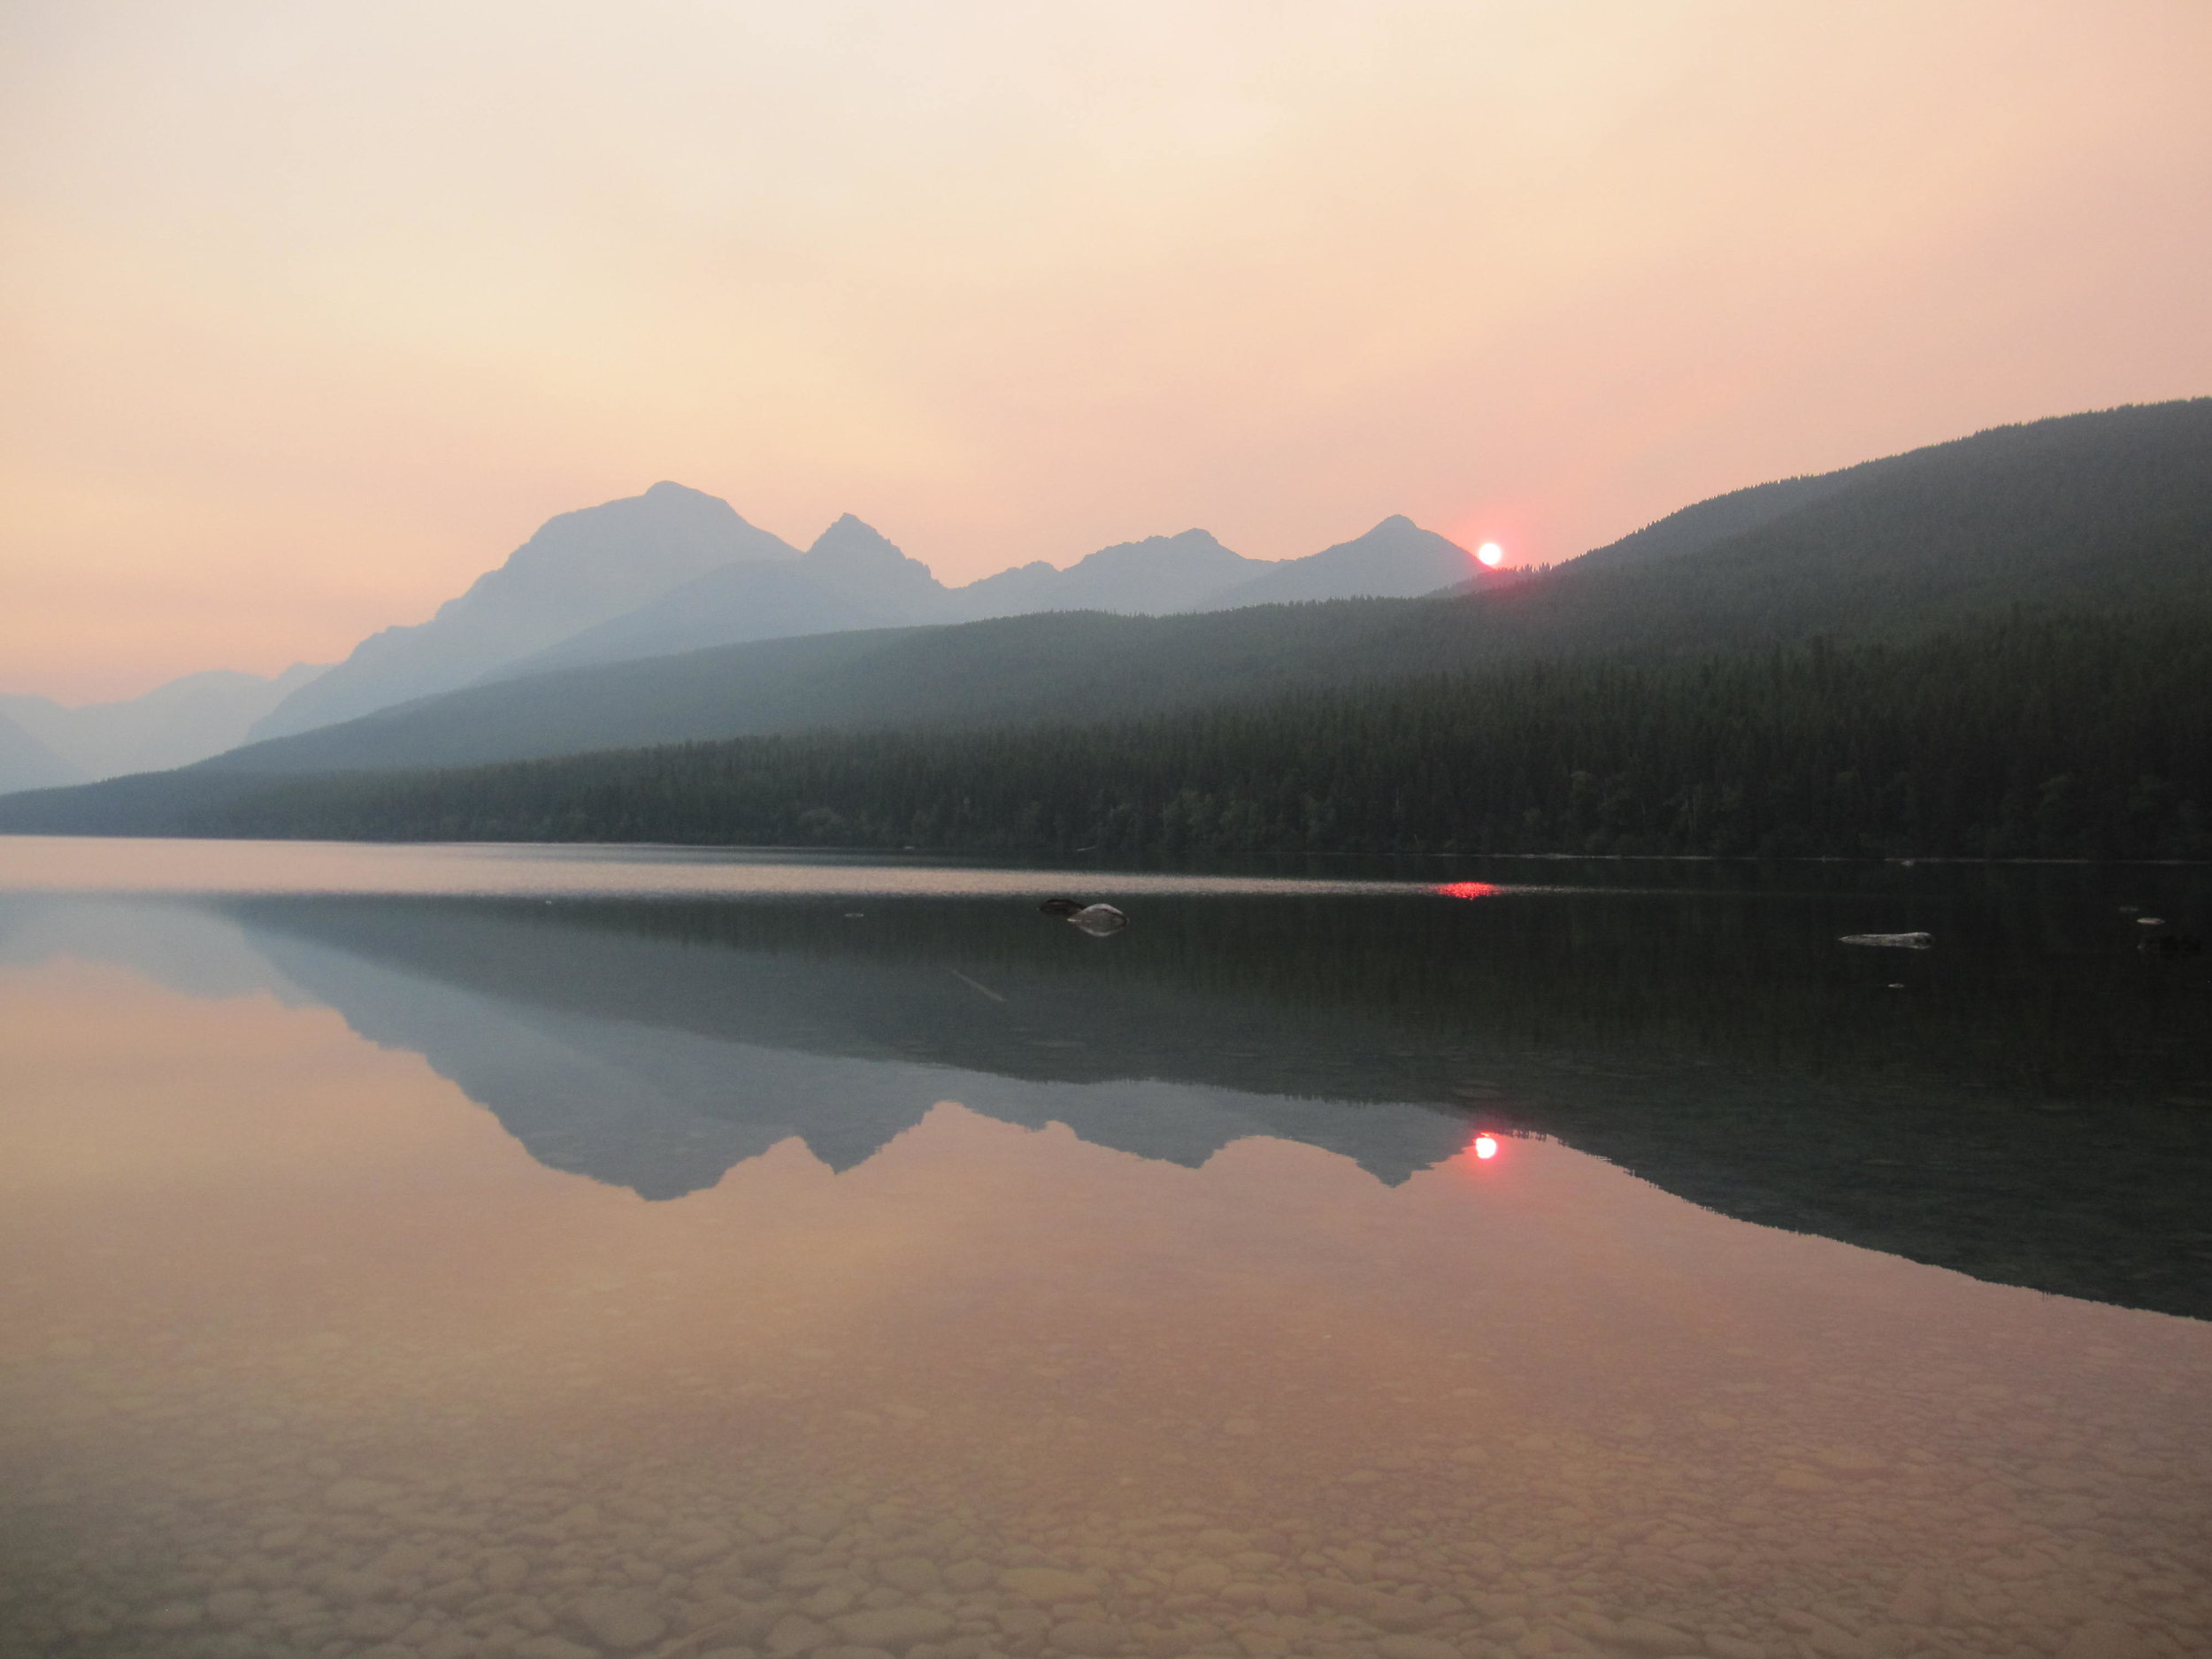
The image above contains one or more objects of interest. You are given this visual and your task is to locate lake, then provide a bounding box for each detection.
[2,836,2208,1659]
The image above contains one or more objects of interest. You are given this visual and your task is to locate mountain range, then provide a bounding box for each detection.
[0,663,328,795]
[3,487,1485,795]
[472,513,1481,687]
[19,396,2198,795]
[240,492,1485,745]
[3,397,2206,816]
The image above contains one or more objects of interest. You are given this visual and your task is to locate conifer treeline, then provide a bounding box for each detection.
[191,610,2212,859]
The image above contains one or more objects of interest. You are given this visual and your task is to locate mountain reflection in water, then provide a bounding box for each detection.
[18,860,2201,1318]
[0,850,2208,1659]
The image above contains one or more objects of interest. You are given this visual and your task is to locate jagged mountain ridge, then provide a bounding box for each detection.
[488,514,1481,685]
[250,482,801,741]
[486,513,956,682]
[9,397,2202,810]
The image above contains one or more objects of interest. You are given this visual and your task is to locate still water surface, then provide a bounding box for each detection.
[2,838,2208,1659]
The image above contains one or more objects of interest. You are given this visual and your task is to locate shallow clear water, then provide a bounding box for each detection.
[2,837,2208,1659]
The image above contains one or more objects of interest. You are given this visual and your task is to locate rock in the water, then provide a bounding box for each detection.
[1609,1617,1701,1655]
[1366,1594,1440,1632]
[998,1609,1053,1641]
[1000,1567,1099,1602]
[1377,1640,1461,1659]
[325,1478,403,1510]
[805,1583,860,1618]
[342,1604,413,1640]
[876,1556,941,1595]
[1307,1582,1376,1613]
[832,1608,956,1650]
[573,1588,669,1651]
[944,1560,995,1593]
[1051,1619,1125,1655]
[771,1613,834,1655]
[2056,1623,2154,1659]
[516,1640,602,1659]
[204,1590,260,1627]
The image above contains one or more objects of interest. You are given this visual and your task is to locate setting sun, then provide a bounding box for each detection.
[1477,542,1506,567]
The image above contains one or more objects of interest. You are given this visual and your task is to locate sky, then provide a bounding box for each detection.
[4,1,2208,703]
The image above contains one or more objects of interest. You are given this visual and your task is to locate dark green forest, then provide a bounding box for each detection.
[152,396,2211,782]
[38,607,2202,859]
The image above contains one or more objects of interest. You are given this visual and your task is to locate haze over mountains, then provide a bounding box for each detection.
[0,482,1486,798]
[3,398,2205,818]
[254,500,1481,731]
[58,397,2203,792]
[250,482,803,741]
[0,663,329,795]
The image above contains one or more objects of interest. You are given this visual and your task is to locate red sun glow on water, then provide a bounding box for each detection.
[1473,1134,1500,1160]
[1434,882,1502,900]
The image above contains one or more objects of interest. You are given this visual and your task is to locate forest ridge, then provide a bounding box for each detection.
[2,399,2208,859]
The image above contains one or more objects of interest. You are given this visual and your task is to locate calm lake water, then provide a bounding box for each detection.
[2,837,2208,1659]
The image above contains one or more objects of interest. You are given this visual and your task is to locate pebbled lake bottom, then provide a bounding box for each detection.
[1,838,2208,1659]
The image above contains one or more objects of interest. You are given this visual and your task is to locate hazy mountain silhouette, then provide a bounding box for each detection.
[0,662,327,783]
[250,916,1474,1198]
[0,712,82,794]
[9,400,2205,825]
[241,879,2212,1317]
[163,603,1440,779]
[58,399,2174,790]
[483,518,1479,681]
[1202,516,1477,606]
[1,664,327,787]
[249,482,798,740]
[12,873,2201,1317]
[945,529,1262,619]
[487,514,942,680]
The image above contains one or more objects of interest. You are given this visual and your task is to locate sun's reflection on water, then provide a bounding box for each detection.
[3,902,2209,1659]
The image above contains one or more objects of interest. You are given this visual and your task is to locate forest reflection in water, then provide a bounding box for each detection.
[0,843,2208,1659]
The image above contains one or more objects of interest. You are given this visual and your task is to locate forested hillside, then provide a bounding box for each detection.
[140,396,2207,783]
[11,609,2203,859]
[4,399,2205,857]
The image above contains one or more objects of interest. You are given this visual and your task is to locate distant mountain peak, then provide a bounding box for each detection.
[246,483,799,741]
[803,514,943,603]
[808,513,906,565]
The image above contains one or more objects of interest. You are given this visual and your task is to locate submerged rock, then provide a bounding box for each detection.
[572,1588,667,1650]
[1039,897,1128,933]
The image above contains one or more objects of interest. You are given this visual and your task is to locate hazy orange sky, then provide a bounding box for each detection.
[4,1,2209,703]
